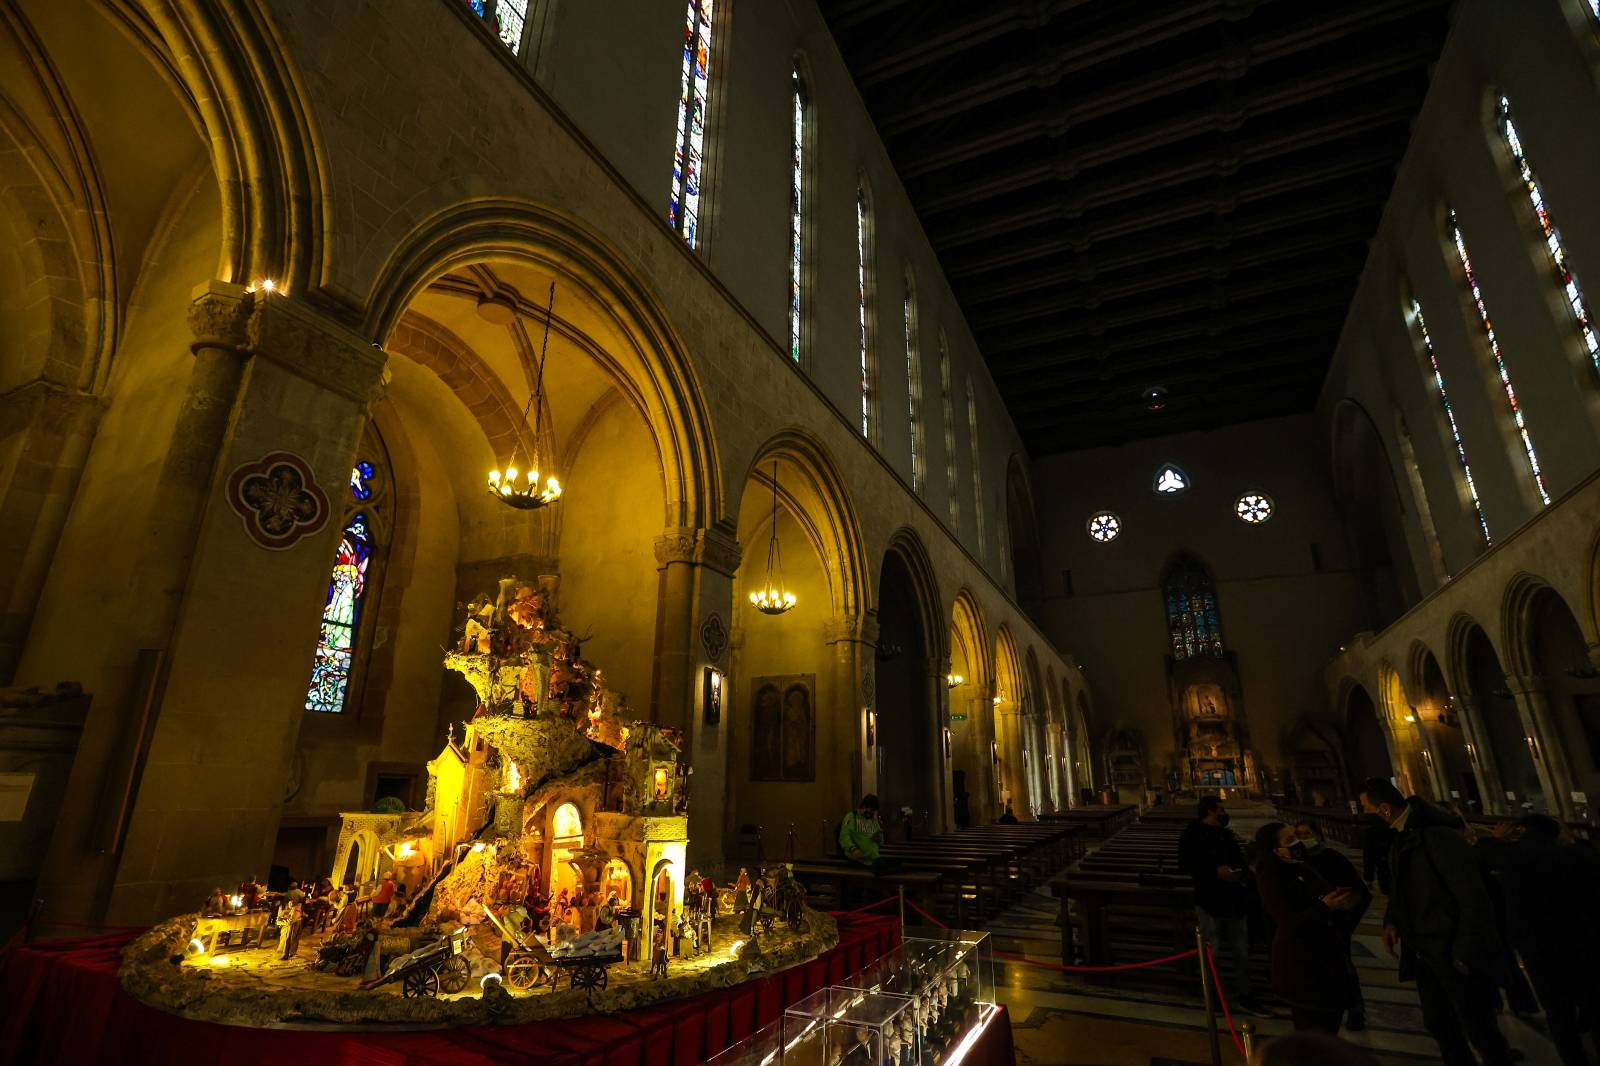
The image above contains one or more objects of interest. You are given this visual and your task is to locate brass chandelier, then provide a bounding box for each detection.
[749,461,796,615]
[488,282,564,510]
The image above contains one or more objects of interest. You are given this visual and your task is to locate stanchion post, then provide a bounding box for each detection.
[897,884,906,937]
[1240,1020,1256,1061]
[1195,926,1222,1066]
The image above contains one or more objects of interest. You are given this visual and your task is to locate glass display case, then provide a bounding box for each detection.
[784,986,920,1066]
[705,1017,784,1066]
[901,928,997,1057]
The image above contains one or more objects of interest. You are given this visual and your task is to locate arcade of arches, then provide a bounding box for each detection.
[6,0,1600,963]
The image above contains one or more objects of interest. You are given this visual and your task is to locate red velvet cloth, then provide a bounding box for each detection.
[1,915,1014,1065]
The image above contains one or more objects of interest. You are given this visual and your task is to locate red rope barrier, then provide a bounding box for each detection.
[840,894,901,917]
[1204,943,1248,1060]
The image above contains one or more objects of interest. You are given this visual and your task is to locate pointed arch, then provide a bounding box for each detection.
[361,197,723,531]
[884,526,946,663]
[740,429,869,619]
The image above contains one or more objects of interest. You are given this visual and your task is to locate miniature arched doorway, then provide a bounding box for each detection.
[1460,623,1545,811]
[948,591,993,825]
[1344,685,1392,793]
[341,839,364,889]
[874,535,941,832]
[994,627,1026,817]
[647,858,676,960]
[549,802,585,901]
[1415,647,1478,811]
[600,858,634,907]
[1520,587,1598,809]
[728,432,867,856]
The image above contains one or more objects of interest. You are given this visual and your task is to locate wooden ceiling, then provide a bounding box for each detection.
[820,0,1451,453]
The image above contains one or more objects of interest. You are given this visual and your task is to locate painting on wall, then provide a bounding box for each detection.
[750,674,816,781]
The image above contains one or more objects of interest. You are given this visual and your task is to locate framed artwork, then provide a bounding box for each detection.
[749,674,816,781]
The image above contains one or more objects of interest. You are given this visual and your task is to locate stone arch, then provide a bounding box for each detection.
[875,527,946,828]
[1450,610,1546,812]
[1343,679,1392,793]
[1004,454,1042,598]
[1504,575,1595,815]
[1330,397,1420,627]
[1073,689,1094,800]
[739,430,869,620]
[361,197,723,533]
[1501,570,1588,681]
[948,589,993,824]
[994,624,1026,816]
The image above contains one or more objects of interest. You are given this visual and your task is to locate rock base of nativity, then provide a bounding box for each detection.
[117,579,836,1028]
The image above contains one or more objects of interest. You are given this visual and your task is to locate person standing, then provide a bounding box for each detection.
[1360,812,1394,896]
[1254,822,1361,1032]
[839,793,886,872]
[1294,820,1373,1030]
[1178,796,1269,1016]
[1359,778,1513,1066]
[1490,814,1600,1066]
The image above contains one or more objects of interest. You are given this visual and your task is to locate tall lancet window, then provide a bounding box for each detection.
[1448,210,1550,505]
[305,433,391,713]
[1411,298,1491,544]
[857,186,875,439]
[668,0,714,248]
[1495,95,1600,375]
[967,380,985,557]
[789,69,807,363]
[1163,556,1224,661]
[904,271,924,493]
[466,0,527,51]
[938,331,960,527]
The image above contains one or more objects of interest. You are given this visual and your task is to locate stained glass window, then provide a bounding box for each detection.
[1153,464,1189,494]
[939,331,960,528]
[857,187,874,438]
[1495,95,1600,376]
[789,70,806,363]
[1234,492,1273,524]
[668,0,714,248]
[306,508,374,714]
[350,461,375,501]
[464,0,526,52]
[1447,210,1550,505]
[904,272,924,494]
[1087,512,1121,542]
[1411,298,1490,544]
[967,380,985,557]
[1163,557,1224,660]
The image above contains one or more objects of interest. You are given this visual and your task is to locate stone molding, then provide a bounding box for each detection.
[188,282,386,406]
[653,525,742,576]
[823,615,879,646]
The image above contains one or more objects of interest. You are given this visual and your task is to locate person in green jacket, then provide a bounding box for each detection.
[839,793,885,871]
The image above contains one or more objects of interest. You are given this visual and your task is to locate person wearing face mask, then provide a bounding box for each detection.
[1293,821,1372,1030]
[1359,777,1513,1066]
[1179,796,1268,1016]
[1253,821,1360,1033]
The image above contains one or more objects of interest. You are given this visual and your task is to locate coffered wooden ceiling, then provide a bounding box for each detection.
[820,0,1451,453]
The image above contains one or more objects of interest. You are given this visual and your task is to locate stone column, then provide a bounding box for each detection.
[1409,717,1450,803]
[39,283,386,928]
[824,613,878,807]
[652,523,739,872]
[1452,692,1507,816]
[927,658,953,833]
[1507,675,1576,819]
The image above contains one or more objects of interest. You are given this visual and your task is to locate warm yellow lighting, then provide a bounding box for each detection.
[187,938,206,956]
[1404,714,1416,723]
[749,587,797,614]
[472,841,486,853]
[209,955,232,967]
[228,894,242,910]
[481,972,503,990]
[488,282,565,512]
[503,760,522,793]
[750,461,796,615]
[992,695,1001,706]
[946,673,964,689]
[396,840,416,858]
[729,939,746,955]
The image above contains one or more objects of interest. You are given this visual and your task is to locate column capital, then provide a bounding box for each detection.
[823,614,879,646]
[653,523,742,576]
[188,281,387,405]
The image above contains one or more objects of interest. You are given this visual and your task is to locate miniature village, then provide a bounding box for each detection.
[118,579,836,1027]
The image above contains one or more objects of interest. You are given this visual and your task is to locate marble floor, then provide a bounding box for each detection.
[996,811,1568,1065]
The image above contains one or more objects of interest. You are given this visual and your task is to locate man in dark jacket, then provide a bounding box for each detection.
[1360,813,1394,895]
[1489,814,1600,1066]
[1294,819,1372,1030]
[1359,778,1512,1066]
[1178,796,1267,1015]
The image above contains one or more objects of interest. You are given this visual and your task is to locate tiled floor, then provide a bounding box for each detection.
[997,811,1567,1065]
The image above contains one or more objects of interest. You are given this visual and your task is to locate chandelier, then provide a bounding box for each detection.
[488,282,564,510]
[945,673,965,689]
[749,461,796,615]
